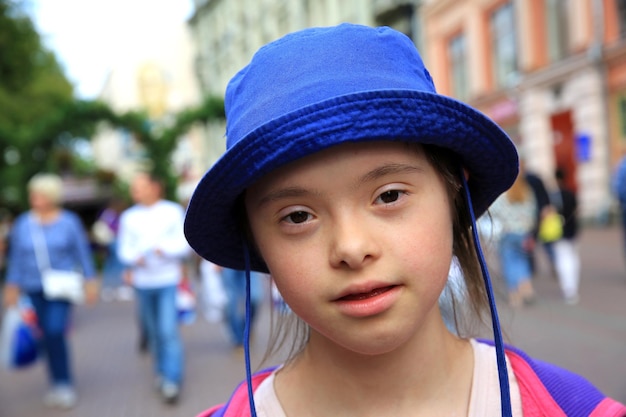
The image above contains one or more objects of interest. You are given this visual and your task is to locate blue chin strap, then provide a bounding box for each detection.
[240,175,512,417]
[461,172,513,417]
[242,241,259,417]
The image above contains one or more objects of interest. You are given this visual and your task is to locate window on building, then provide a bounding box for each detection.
[491,2,518,89]
[376,4,415,40]
[617,0,626,37]
[277,0,289,35]
[448,33,469,101]
[545,0,569,62]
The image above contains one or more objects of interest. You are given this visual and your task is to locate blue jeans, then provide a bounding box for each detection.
[498,233,532,291]
[101,239,125,289]
[28,292,73,387]
[135,285,183,384]
[220,269,262,346]
[621,203,626,258]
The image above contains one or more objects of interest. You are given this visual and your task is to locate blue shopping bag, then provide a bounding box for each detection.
[1,299,39,369]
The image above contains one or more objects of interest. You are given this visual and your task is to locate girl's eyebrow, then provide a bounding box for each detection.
[358,163,424,185]
[257,187,316,207]
[257,163,423,207]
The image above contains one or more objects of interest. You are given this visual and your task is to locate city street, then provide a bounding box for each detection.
[0,225,625,416]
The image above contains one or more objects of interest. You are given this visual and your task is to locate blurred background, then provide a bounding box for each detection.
[1,0,626,415]
[1,0,626,227]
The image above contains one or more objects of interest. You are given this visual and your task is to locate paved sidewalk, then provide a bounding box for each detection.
[0,225,625,416]
[492,225,626,403]
[0,290,277,417]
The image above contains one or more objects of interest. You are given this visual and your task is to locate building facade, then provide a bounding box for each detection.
[188,0,625,221]
[187,0,427,175]
[189,0,376,97]
[605,0,626,165]
[423,0,626,221]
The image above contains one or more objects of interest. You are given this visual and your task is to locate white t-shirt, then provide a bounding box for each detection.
[253,339,523,416]
[117,200,190,289]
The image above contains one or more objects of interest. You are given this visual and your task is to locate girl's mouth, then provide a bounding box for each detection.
[334,285,402,318]
[339,286,396,301]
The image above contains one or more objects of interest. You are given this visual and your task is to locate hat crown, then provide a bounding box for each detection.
[185,23,518,273]
[225,24,436,149]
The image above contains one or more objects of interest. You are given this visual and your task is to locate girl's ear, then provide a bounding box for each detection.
[463,168,470,181]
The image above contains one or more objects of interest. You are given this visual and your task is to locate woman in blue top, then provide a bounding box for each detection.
[2,173,98,410]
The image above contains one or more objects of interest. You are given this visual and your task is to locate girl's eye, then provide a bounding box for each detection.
[283,211,311,224]
[376,190,402,204]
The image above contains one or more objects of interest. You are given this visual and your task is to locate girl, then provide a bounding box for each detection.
[184,24,626,417]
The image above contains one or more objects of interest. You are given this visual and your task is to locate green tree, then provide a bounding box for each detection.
[146,96,225,199]
[0,1,226,212]
[1,92,226,211]
[27,95,226,202]
[0,0,40,91]
[0,0,75,213]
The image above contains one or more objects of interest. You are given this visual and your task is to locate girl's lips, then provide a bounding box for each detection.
[338,286,396,301]
[334,285,402,318]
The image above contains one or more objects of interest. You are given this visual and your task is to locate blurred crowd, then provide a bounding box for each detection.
[0,171,274,410]
[0,161,625,411]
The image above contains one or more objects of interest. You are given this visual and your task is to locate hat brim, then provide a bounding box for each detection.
[185,90,518,272]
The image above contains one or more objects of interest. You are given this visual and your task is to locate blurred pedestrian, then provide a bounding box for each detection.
[198,259,227,323]
[92,196,132,301]
[0,208,12,278]
[438,258,468,335]
[551,168,580,304]
[523,160,555,276]
[269,277,290,315]
[220,268,264,351]
[490,173,537,307]
[121,268,149,354]
[1,173,98,410]
[613,155,626,266]
[117,172,190,404]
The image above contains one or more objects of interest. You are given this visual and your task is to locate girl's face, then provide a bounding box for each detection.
[245,141,454,356]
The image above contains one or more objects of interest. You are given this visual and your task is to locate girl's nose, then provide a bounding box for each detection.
[328,211,380,269]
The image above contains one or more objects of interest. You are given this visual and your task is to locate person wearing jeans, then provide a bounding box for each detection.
[134,285,182,383]
[613,156,626,266]
[2,173,98,410]
[551,168,580,304]
[220,268,264,348]
[117,172,190,404]
[490,174,537,307]
[28,291,74,380]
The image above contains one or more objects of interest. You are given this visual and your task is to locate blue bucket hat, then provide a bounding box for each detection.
[184,23,518,271]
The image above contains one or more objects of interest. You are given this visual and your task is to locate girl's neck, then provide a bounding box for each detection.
[275,319,474,417]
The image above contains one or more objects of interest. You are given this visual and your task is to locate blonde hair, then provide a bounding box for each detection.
[28,173,64,205]
[506,174,531,203]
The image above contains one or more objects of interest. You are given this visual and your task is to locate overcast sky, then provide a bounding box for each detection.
[32,0,193,99]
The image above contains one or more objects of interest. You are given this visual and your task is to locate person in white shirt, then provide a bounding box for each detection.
[117,172,190,404]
